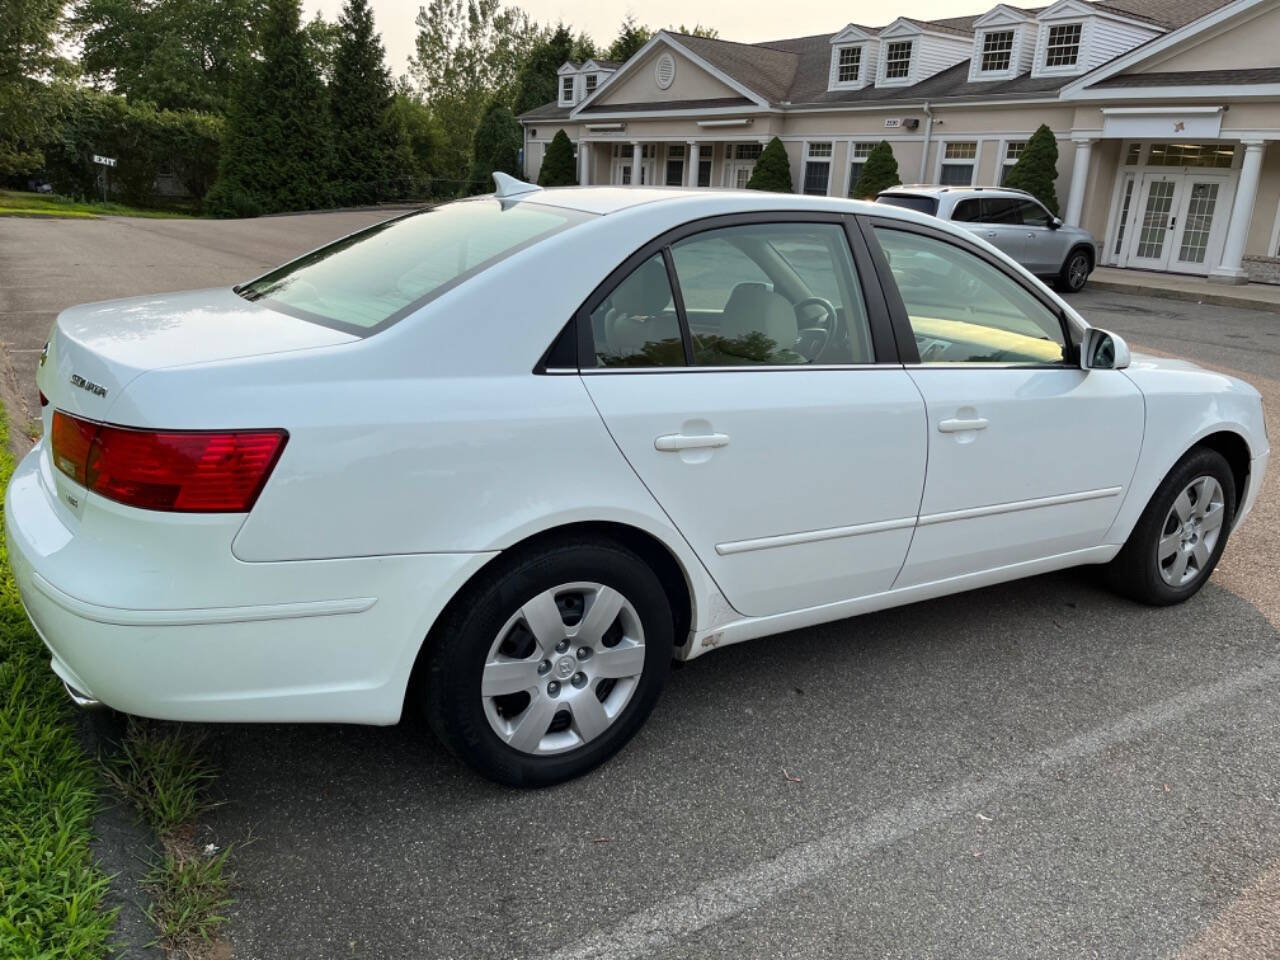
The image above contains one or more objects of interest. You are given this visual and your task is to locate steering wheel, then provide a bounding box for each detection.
[792,296,838,361]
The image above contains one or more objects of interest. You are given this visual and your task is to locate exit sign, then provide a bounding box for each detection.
[92,154,117,167]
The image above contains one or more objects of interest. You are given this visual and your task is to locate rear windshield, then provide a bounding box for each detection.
[238,199,592,335]
[876,194,939,216]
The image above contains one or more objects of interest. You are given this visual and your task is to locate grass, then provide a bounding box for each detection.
[142,841,235,952]
[0,407,116,958]
[0,190,196,220]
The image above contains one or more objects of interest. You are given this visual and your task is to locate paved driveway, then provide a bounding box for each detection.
[1,212,1278,959]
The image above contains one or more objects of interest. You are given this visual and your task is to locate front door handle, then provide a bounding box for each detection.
[984,231,997,238]
[938,418,989,433]
[655,432,730,452]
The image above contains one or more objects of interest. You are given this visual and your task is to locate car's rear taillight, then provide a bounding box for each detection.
[51,410,287,512]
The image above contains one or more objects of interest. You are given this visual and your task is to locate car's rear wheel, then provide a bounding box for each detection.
[1057,248,1091,293]
[423,538,672,787]
[1104,447,1236,605]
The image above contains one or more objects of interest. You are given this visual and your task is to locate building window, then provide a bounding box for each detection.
[698,149,712,187]
[584,74,598,97]
[940,142,977,186]
[836,46,862,83]
[1113,177,1135,256]
[665,144,685,186]
[803,142,832,196]
[885,40,913,80]
[1000,141,1025,184]
[848,142,875,195]
[560,76,575,102]
[734,144,762,160]
[980,31,1015,72]
[1125,142,1142,165]
[1044,23,1082,68]
[1147,143,1235,169]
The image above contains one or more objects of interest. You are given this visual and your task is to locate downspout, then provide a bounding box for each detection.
[918,101,934,183]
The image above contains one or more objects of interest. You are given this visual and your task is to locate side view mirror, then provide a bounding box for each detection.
[1048,217,1063,230]
[1080,327,1130,370]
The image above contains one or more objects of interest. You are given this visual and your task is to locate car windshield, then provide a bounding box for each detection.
[876,194,939,216]
[238,199,592,334]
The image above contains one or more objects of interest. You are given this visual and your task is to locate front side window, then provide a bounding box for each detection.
[837,45,862,83]
[240,200,589,334]
[671,223,873,366]
[980,30,1015,72]
[885,40,914,79]
[940,142,977,186]
[874,227,1066,365]
[1045,23,1082,67]
[589,254,683,368]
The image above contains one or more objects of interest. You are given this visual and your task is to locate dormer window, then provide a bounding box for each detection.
[980,30,1014,72]
[584,74,598,97]
[884,40,914,79]
[1045,23,1082,67]
[836,46,862,83]
[560,76,575,104]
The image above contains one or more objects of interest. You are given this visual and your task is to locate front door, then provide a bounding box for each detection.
[580,218,927,618]
[867,222,1145,587]
[1121,173,1233,274]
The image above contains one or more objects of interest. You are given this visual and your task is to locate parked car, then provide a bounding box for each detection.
[876,185,1097,293]
[8,177,1267,787]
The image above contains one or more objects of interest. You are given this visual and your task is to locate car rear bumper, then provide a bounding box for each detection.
[6,443,495,724]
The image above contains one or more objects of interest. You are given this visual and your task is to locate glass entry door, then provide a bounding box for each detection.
[1119,172,1233,274]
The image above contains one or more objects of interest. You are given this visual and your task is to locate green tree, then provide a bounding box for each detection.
[1003,123,1060,216]
[69,0,267,113]
[746,136,793,193]
[303,11,343,85]
[669,24,718,38]
[852,140,900,198]
[409,0,539,194]
[607,14,650,62]
[537,129,576,186]
[1,0,65,175]
[330,0,405,204]
[207,0,334,216]
[388,84,442,192]
[468,101,522,193]
[512,24,595,116]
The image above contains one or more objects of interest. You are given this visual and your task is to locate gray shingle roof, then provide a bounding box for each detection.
[667,31,799,104]
[1093,66,1280,86]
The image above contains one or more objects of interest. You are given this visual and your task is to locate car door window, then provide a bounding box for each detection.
[952,199,982,223]
[874,227,1066,365]
[1015,199,1053,227]
[980,197,1022,224]
[589,254,685,367]
[670,223,873,366]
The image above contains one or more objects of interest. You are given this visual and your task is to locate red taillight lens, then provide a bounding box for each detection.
[38,390,48,407]
[51,411,286,512]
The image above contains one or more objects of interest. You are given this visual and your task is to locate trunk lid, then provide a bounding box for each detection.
[38,286,357,421]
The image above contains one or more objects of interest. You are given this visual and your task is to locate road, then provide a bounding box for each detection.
[1,212,1277,959]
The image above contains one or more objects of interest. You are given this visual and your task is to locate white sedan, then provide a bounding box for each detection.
[7,177,1268,786]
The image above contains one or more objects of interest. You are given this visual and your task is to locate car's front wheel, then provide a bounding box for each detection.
[1057,248,1091,293]
[423,538,673,787]
[1105,447,1236,605]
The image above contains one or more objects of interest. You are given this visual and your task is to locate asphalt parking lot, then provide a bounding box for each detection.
[2,212,1278,959]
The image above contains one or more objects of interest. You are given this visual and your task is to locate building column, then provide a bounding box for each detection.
[1064,137,1095,227]
[1210,140,1267,285]
[630,141,642,187]
[687,141,699,187]
[579,141,591,185]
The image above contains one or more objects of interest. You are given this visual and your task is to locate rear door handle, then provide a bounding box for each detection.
[938,418,988,433]
[984,231,997,238]
[655,433,730,451]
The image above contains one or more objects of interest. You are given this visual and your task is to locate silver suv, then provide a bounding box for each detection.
[875,186,1097,293]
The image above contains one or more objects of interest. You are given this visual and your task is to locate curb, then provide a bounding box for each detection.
[1087,278,1280,313]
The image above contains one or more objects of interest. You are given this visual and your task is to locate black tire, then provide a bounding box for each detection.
[1056,247,1092,293]
[1104,447,1236,605]
[422,537,672,787]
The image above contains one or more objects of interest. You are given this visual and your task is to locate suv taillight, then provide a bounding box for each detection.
[51,411,287,513]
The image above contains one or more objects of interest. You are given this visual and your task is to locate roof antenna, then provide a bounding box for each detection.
[493,172,542,199]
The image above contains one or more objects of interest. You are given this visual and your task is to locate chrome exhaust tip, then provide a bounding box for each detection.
[62,679,104,710]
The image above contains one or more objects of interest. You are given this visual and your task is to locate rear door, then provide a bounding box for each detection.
[861,217,1144,587]
[580,214,927,619]
[974,196,1032,265]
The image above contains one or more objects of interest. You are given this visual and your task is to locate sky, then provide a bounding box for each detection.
[302,0,1043,77]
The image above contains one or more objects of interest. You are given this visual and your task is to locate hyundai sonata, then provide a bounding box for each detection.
[7,175,1268,786]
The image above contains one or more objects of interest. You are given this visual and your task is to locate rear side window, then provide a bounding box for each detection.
[876,194,939,216]
[589,255,684,367]
[951,199,982,222]
[239,199,591,335]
